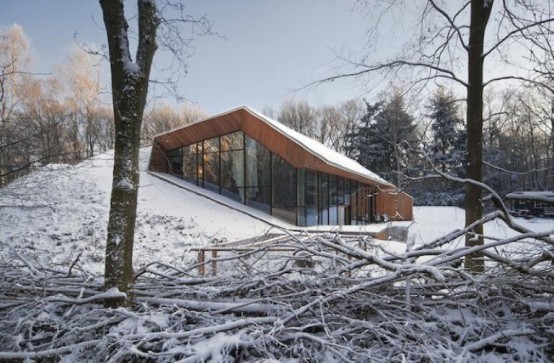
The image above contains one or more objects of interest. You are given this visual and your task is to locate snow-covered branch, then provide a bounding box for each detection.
[0,225,551,361]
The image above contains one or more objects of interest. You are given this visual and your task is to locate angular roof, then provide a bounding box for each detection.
[149,105,394,189]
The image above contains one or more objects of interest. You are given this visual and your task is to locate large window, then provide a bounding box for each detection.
[221,149,244,202]
[167,148,182,176]
[165,130,379,226]
[318,173,329,224]
[349,184,374,224]
[304,170,318,226]
[329,174,338,225]
[203,137,220,193]
[221,132,243,152]
[182,144,198,183]
[272,154,297,225]
[221,131,244,202]
[245,136,271,213]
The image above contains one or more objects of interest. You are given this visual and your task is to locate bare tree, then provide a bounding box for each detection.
[59,47,105,160]
[141,103,206,143]
[323,0,554,272]
[478,85,554,196]
[339,99,363,157]
[278,99,318,138]
[0,25,31,186]
[100,0,212,306]
[100,0,159,306]
[318,105,343,150]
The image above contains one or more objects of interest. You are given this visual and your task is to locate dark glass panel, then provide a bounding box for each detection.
[246,186,271,213]
[337,177,345,205]
[221,149,245,202]
[343,178,351,225]
[167,148,182,177]
[203,137,219,153]
[203,150,219,193]
[350,181,359,224]
[329,174,338,225]
[222,187,244,202]
[245,136,271,188]
[318,173,329,225]
[353,185,369,223]
[344,179,351,205]
[220,131,244,151]
[305,170,318,226]
[197,143,204,187]
[182,144,197,183]
[244,136,272,213]
[297,169,306,226]
[272,155,297,225]
[368,186,376,222]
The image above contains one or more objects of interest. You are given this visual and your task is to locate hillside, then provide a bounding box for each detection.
[0,149,272,275]
[1,149,552,276]
[0,150,552,362]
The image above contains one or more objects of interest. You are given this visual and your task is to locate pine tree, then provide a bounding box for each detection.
[354,93,418,185]
[411,89,466,206]
[428,89,466,176]
[354,100,384,171]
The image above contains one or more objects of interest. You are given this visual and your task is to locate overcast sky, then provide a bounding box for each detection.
[1,0,381,114]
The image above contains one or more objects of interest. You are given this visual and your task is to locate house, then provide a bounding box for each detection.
[504,191,554,217]
[148,106,412,227]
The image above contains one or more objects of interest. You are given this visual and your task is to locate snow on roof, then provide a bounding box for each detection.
[154,105,394,187]
[505,191,554,201]
[242,106,393,187]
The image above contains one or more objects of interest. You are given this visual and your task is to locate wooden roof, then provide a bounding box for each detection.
[149,106,394,189]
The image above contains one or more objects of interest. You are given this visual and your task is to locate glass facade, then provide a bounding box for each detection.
[272,154,297,225]
[245,135,271,213]
[166,130,376,226]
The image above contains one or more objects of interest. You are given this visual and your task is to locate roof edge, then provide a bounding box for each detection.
[152,105,394,189]
[152,105,251,140]
[241,106,394,188]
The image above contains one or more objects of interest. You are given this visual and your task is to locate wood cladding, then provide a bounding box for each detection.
[148,143,169,173]
[149,107,392,189]
[241,111,393,188]
[154,112,242,151]
[375,191,413,221]
[148,106,413,222]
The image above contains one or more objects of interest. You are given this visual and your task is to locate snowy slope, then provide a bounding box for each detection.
[0,149,272,275]
[1,150,551,276]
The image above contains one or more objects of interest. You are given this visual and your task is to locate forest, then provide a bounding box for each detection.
[1,0,553,361]
[2,23,552,201]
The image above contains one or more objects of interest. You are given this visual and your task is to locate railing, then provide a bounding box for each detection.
[189,233,373,277]
[190,234,296,276]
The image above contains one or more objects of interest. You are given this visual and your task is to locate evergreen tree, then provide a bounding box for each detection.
[410,89,467,207]
[427,89,466,176]
[354,100,384,171]
[354,93,418,185]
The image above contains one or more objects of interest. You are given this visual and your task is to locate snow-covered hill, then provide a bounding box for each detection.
[0,149,272,275]
[0,149,551,276]
[1,150,552,362]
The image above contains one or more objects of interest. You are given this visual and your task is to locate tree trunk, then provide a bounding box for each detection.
[100,0,158,307]
[465,0,493,273]
[546,99,554,190]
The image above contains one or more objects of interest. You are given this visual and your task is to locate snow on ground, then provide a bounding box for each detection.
[0,148,272,275]
[410,206,553,253]
[0,149,552,277]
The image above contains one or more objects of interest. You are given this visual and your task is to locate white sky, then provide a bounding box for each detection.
[1,0,384,114]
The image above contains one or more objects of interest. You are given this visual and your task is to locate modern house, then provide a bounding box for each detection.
[505,191,554,217]
[148,106,412,227]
